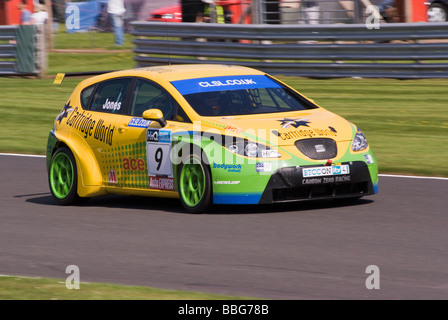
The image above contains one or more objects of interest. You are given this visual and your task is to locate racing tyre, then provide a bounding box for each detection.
[427,3,448,22]
[178,153,212,213]
[49,147,85,205]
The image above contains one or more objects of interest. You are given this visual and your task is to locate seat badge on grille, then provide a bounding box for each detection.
[315,144,326,153]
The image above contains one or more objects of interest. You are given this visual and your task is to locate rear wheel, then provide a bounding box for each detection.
[427,3,448,22]
[49,147,85,205]
[178,153,212,213]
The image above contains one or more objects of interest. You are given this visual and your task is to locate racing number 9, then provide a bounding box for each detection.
[155,147,163,171]
[147,142,172,176]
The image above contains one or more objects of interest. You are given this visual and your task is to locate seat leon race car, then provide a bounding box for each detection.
[47,64,378,213]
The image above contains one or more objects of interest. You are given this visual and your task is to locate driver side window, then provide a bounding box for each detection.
[130,79,175,119]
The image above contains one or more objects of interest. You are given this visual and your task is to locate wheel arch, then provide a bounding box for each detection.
[172,137,215,191]
[49,132,105,197]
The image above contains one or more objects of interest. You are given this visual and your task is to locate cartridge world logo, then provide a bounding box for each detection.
[278,118,311,129]
[66,107,115,145]
[273,118,337,140]
[56,102,73,124]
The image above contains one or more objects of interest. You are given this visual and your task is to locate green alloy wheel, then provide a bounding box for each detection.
[178,154,212,213]
[49,147,81,205]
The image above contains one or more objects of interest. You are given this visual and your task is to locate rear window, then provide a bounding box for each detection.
[80,85,95,109]
[89,78,132,114]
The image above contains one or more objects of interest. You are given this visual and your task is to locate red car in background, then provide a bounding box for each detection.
[147,4,182,22]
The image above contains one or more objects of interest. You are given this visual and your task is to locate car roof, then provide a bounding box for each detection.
[80,64,266,86]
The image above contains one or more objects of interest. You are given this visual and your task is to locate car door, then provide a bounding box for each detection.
[111,77,191,192]
[83,77,135,187]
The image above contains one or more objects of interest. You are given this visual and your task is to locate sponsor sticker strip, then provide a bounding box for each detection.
[171,75,281,95]
[146,128,174,190]
[302,165,350,178]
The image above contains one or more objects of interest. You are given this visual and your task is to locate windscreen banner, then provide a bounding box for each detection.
[171,75,281,95]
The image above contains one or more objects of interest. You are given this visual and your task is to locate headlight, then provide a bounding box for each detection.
[245,143,258,157]
[352,131,368,151]
[225,139,280,158]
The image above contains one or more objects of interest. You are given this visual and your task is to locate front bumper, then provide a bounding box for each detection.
[259,161,376,204]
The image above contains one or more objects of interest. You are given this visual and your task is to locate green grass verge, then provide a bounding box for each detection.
[52,26,134,51]
[0,275,256,300]
[48,26,135,74]
[49,51,135,74]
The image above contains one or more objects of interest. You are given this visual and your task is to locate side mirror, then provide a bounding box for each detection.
[142,109,167,127]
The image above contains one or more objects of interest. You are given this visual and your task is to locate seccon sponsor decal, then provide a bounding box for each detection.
[66,107,115,146]
[302,165,350,178]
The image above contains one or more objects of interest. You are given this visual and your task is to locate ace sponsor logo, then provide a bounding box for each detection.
[123,158,145,172]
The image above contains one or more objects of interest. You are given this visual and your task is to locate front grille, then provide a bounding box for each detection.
[295,138,337,160]
[272,182,369,202]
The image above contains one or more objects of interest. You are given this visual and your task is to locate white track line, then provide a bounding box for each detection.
[1,153,447,181]
[0,153,45,158]
[379,174,448,181]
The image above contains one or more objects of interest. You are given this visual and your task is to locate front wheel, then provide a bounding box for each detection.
[178,154,212,213]
[48,147,86,205]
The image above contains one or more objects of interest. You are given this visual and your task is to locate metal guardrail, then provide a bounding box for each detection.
[131,21,448,79]
[0,26,19,75]
[0,25,43,77]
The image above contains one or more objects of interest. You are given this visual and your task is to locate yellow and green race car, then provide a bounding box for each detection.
[46,64,378,213]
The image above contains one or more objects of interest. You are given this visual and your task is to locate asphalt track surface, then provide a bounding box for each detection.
[1,154,448,300]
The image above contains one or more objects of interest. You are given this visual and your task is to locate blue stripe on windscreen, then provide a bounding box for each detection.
[171,75,281,95]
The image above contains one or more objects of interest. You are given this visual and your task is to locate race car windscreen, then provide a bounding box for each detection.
[171,75,317,117]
